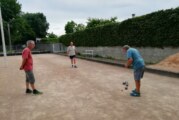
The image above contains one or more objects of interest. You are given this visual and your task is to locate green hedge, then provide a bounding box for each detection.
[59,7,179,47]
[41,38,59,44]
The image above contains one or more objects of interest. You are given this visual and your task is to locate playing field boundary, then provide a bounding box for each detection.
[57,53,179,78]
[0,51,51,56]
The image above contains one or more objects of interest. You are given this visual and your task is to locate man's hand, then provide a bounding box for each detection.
[125,64,129,68]
[20,66,24,70]
[125,58,133,68]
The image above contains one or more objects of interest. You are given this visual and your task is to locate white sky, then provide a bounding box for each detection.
[18,0,179,36]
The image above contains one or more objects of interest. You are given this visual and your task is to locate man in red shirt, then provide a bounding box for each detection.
[20,40,42,95]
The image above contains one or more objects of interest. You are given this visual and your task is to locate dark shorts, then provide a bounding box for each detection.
[25,71,35,84]
[134,67,145,81]
[69,55,76,59]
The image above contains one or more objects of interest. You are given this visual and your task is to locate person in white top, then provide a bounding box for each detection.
[67,42,77,68]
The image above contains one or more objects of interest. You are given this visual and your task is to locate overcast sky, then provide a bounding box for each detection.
[18,0,179,36]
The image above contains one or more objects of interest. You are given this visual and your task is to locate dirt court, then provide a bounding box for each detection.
[0,54,179,120]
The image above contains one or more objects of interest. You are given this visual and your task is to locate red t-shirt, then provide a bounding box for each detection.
[22,48,33,71]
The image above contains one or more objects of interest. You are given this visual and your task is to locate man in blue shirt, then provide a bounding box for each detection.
[123,45,145,97]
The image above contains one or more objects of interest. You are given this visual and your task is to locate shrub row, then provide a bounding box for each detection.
[59,7,179,47]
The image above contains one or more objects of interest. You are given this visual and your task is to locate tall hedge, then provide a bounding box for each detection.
[59,7,179,47]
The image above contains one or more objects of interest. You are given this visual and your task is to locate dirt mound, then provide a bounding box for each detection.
[148,53,179,73]
[158,53,179,67]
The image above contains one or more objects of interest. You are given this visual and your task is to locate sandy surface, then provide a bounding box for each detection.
[148,53,179,73]
[0,54,179,120]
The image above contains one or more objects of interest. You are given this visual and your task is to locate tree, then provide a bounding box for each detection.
[46,32,58,39]
[22,13,49,38]
[75,23,86,32]
[86,17,118,28]
[0,1,50,45]
[0,0,21,45]
[65,21,77,34]
[10,17,35,44]
[0,0,21,22]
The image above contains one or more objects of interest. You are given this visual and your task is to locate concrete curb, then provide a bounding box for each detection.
[0,51,51,56]
[57,53,179,78]
[144,68,179,78]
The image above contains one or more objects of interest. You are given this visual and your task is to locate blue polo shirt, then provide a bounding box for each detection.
[127,48,145,70]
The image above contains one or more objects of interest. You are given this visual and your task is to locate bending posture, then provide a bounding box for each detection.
[123,45,145,97]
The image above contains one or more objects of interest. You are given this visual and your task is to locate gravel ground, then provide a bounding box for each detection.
[0,54,179,120]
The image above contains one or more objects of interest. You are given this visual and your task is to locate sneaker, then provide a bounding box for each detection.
[26,89,32,94]
[72,65,74,68]
[130,92,140,97]
[74,65,77,68]
[132,89,141,94]
[132,89,136,93]
[33,89,43,95]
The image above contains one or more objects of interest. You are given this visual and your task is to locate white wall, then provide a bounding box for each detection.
[77,46,179,63]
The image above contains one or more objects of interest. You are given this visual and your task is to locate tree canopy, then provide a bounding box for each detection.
[22,13,49,38]
[65,21,77,34]
[86,17,118,28]
[0,0,49,45]
[59,7,179,47]
[0,0,21,22]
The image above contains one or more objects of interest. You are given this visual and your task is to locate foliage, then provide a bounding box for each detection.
[0,0,49,45]
[86,17,118,28]
[0,0,22,45]
[65,21,86,34]
[74,23,86,32]
[46,32,58,39]
[11,17,35,44]
[22,13,49,38]
[59,8,179,47]
[0,0,21,22]
[65,20,77,34]
[41,38,59,44]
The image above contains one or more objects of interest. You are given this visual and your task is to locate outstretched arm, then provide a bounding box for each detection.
[125,58,133,68]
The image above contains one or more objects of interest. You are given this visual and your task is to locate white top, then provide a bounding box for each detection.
[67,45,76,56]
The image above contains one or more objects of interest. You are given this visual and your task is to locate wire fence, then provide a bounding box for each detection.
[0,43,67,55]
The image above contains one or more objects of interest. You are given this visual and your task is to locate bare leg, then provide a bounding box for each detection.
[71,59,73,65]
[26,82,30,89]
[73,58,76,65]
[135,80,141,93]
[30,84,35,90]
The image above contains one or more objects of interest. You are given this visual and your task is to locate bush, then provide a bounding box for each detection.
[41,38,59,44]
[59,7,179,47]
